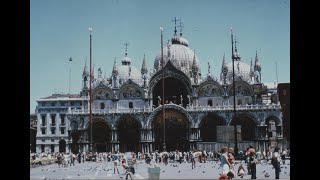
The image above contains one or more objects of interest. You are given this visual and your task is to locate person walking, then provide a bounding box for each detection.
[272,147,281,179]
[220,147,231,176]
[249,151,257,179]
[281,149,287,165]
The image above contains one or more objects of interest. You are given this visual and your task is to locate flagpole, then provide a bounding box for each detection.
[89,27,93,152]
[69,57,72,94]
[160,27,166,151]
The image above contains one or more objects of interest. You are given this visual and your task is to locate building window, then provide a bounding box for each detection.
[80,102,82,106]
[61,127,65,134]
[52,102,56,106]
[100,102,105,109]
[70,102,74,106]
[60,102,65,106]
[41,102,45,107]
[207,100,212,106]
[42,129,46,134]
[129,102,133,108]
[41,115,46,125]
[51,144,55,153]
[60,114,65,124]
[51,114,56,125]
[51,128,55,134]
[51,139,54,142]
[238,99,242,105]
[41,139,45,142]
[41,145,45,153]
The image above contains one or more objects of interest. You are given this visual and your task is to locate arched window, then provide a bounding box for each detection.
[100,102,105,109]
[207,100,212,106]
[129,102,133,109]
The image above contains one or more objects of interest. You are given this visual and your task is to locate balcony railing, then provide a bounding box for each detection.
[186,104,281,112]
[68,104,281,115]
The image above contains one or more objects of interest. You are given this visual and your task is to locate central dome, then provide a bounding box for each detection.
[117,65,142,85]
[226,61,251,83]
[154,36,200,74]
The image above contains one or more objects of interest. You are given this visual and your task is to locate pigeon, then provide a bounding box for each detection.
[178,171,180,173]
[202,171,205,173]
[162,171,165,173]
[262,170,265,173]
[265,173,270,178]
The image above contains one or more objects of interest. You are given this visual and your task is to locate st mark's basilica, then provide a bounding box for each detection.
[34,21,286,154]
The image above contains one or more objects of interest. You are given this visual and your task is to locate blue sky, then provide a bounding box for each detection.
[30,0,290,113]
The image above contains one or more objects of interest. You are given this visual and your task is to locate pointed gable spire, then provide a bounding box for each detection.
[82,58,89,77]
[254,50,261,72]
[112,57,119,76]
[250,57,254,75]
[222,53,228,73]
[141,53,148,75]
[192,51,198,72]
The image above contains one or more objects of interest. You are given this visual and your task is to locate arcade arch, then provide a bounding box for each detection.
[199,113,225,142]
[230,114,257,141]
[117,116,141,152]
[152,109,190,151]
[88,119,112,152]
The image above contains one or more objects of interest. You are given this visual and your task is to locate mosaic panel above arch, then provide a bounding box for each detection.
[93,86,113,100]
[198,83,223,97]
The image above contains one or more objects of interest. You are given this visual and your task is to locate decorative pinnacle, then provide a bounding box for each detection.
[178,19,184,36]
[124,41,129,57]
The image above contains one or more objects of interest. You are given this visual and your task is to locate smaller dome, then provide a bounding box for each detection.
[226,61,251,83]
[171,34,180,44]
[179,37,189,47]
[117,65,143,85]
[122,56,131,65]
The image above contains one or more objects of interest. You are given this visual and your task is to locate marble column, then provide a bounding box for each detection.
[46,113,51,135]
[37,113,42,136]
[56,113,60,136]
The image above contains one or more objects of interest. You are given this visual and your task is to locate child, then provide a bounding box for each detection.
[237,164,245,178]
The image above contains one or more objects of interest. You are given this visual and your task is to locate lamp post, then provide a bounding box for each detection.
[231,28,238,156]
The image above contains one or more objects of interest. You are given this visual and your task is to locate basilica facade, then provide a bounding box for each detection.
[36,25,285,154]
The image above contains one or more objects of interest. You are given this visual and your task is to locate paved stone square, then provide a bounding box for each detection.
[30,159,290,179]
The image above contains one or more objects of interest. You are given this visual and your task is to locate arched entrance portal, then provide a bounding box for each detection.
[89,120,112,152]
[118,116,141,152]
[153,77,189,107]
[59,139,66,152]
[230,114,256,141]
[200,113,225,142]
[153,109,189,151]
